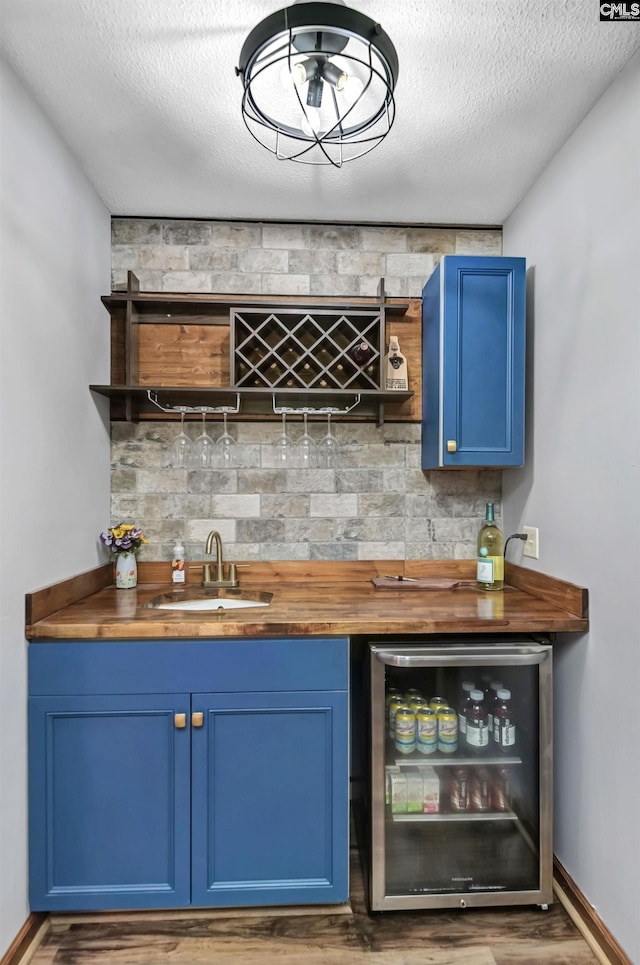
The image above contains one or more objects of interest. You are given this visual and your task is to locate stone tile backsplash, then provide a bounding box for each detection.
[110,219,503,563]
[111,421,501,563]
[111,219,502,298]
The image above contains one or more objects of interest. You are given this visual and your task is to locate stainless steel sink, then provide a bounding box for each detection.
[146,589,272,612]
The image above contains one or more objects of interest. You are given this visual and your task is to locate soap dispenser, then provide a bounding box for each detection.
[171,541,186,584]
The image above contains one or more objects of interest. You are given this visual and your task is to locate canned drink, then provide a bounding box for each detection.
[408,696,429,714]
[449,767,470,811]
[394,705,417,754]
[437,706,458,753]
[470,767,491,811]
[385,687,401,709]
[403,689,422,703]
[416,707,437,754]
[429,696,448,714]
[388,696,405,738]
[491,766,512,811]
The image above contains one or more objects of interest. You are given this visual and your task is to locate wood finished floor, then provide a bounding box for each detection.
[28,844,599,965]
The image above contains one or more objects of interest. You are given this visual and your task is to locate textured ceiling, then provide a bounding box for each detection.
[1,1,639,225]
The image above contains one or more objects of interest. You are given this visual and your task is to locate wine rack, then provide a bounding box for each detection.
[231,307,384,391]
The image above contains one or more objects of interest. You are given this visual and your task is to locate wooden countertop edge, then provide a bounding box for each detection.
[26,564,113,625]
[26,616,589,641]
[505,562,589,620]
[25,559,590,639]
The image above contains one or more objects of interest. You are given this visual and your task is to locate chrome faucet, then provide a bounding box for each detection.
[202,530,238,588]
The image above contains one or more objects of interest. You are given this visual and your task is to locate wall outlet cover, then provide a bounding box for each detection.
[523,525,539,559]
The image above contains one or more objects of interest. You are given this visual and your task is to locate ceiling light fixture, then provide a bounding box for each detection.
[236,1,398,167]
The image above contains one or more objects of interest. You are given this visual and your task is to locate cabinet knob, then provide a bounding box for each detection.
[192,712,204,728]
[174,713,187,729]
[447,440,457,453]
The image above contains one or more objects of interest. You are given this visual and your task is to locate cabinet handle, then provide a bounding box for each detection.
[192,712,204,728]
[447,439,457,453]
[174,713,187,729]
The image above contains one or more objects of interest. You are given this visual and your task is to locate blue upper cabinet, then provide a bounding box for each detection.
[422,255,526,469]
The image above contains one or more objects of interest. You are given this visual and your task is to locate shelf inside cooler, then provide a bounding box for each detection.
[391,809,517,823]
[391,753,521,767]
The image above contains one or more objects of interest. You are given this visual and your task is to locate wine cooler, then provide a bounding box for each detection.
[367,637,553,911]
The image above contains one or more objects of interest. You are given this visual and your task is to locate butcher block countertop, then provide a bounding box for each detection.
[26,560,589,641]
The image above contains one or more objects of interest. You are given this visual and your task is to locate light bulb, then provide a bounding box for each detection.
[279,64,295,90]
[292,57,319,86]
[343,75,365,105]
[300,107,323,137]
[279,54,308,90]
[321,61,347,91]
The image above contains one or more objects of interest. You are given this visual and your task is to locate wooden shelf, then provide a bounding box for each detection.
[101,291,410,318]
[90,384,414,423]
[99,272,416,423]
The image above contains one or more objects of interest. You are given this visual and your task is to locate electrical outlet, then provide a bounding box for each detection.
[522,526,539,559]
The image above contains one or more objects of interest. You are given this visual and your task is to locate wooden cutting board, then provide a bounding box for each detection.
[371,577,474,590]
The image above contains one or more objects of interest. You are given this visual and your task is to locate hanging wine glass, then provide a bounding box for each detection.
[217,411,236,467]
[168,410,192,468]
[318,410,341,468]
[192,410,216,468]
[274,410,295,465]
[296,411,317,468]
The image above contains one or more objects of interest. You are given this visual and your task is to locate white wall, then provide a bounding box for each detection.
[0,57,111,956]
[503,50,640,961]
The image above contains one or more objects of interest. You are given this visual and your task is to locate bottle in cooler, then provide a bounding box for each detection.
[458,680,475,738]
[493,688,516,752]
[465,689,490,753]
[484,679,503,732]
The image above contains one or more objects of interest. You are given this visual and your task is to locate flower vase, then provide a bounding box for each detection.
[115,552,137,589]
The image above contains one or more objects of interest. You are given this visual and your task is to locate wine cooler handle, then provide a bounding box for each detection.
[372,646,549,668]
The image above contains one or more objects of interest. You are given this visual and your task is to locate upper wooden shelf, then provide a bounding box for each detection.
[99,272,418,423]
[102,291,410,318]
[101,292,409,325]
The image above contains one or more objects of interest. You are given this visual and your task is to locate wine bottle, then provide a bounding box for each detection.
[476,501,504,591]
[350,341,375,366]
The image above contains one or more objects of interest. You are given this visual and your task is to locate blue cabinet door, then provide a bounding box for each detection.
[191,690,349,907]
[422,255,526,469]
[28,694,191,911]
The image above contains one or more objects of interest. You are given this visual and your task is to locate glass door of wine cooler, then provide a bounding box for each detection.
[368,639,553,911]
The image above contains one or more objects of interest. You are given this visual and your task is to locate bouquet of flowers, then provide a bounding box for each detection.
[100,523,147,556]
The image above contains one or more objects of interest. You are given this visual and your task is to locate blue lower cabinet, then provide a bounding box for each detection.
[28,694,192,911]
[28,637,349,911]
[191,691,349,906]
